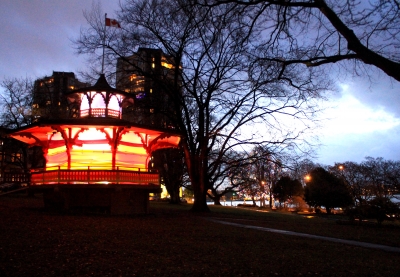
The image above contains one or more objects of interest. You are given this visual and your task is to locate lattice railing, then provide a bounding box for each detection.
[80,108,120,119]
[31,168,159,186]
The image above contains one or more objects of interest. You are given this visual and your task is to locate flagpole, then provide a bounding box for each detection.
[101,13,107,74]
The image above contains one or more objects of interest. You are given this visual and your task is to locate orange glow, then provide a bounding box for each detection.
[11,123,180,182]
[161,62,174,69]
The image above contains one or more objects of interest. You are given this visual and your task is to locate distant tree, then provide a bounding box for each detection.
[0,78,36,184]
[330,158,400,205]
[0,77,33,128]
[230,146,285,207]
[207,150,250,205]
[361,157,400,199]
[366,196,400,225]
[304,167,352,214]
[272,176,303,207]
[329,161,368,206]
[290,159,318,186]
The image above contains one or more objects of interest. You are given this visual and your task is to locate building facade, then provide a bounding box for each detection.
[116,48,183,202]
[116,48,180,130]
[32,71,89,121]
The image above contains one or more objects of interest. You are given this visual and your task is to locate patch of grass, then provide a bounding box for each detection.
[207,205,400,247]
[1,194,400,276]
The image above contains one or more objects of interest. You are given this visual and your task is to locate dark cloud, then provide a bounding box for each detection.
[347,74,400,118]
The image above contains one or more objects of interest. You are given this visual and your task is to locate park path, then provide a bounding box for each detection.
[207,218,400,254]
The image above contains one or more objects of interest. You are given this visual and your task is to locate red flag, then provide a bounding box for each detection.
[105,18,121,28]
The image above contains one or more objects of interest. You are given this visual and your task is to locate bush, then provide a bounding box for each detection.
[345,197,400,224]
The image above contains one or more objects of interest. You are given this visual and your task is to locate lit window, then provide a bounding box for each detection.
[150,88,153,94]
[32,104,39,108]
[161,62,173,69]
[46,101,51,105]
[150,108,154,113]
[129,74,137,82]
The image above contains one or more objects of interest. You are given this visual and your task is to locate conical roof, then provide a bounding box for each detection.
[93,74,113,90]
[68,74,130,96]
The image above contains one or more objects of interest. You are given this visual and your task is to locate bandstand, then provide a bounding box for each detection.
[10,75,180,214]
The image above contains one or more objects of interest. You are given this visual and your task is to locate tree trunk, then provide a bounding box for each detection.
[182,140,210,212]
[213,195,222,205]
[269,191,273,208]
[190,169,210,212]
[168,184,181,204]
[326,207,332,215]
[191,188,210,212]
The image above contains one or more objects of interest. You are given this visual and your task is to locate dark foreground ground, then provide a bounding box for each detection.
[1,193,400,276]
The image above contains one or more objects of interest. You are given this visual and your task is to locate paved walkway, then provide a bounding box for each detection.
[208,218,400,253]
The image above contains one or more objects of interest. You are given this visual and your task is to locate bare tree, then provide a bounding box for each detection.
[0,77,36,184]
[330,161,369,205]
[201,0,400,82]
[75,0,326,212]
[331,158,400,204]
[331,158,400,222]
[0,77,33,128]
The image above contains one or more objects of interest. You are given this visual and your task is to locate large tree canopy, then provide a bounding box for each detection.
[75,0,327,212]
[202,0,400,82]
[304,167,353,214]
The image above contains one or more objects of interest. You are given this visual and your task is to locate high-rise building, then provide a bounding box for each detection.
[116,48,180,130]
[32,71,89,121]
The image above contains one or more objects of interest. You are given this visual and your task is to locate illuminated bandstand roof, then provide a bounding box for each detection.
[10,75,181,187]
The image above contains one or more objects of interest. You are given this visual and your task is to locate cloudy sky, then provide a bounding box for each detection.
[1,0,400,166]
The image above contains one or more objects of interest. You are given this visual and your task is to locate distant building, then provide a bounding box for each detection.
[116,48,183,201]
[0,127,29,185]
[116,48,180,129]
[32,71,89,121]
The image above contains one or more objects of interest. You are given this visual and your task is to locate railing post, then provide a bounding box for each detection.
[116,166,119,184]
[58,166,60,184]
[88,166,90,184]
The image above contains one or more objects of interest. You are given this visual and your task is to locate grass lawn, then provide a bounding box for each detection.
[1,193,400,276]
